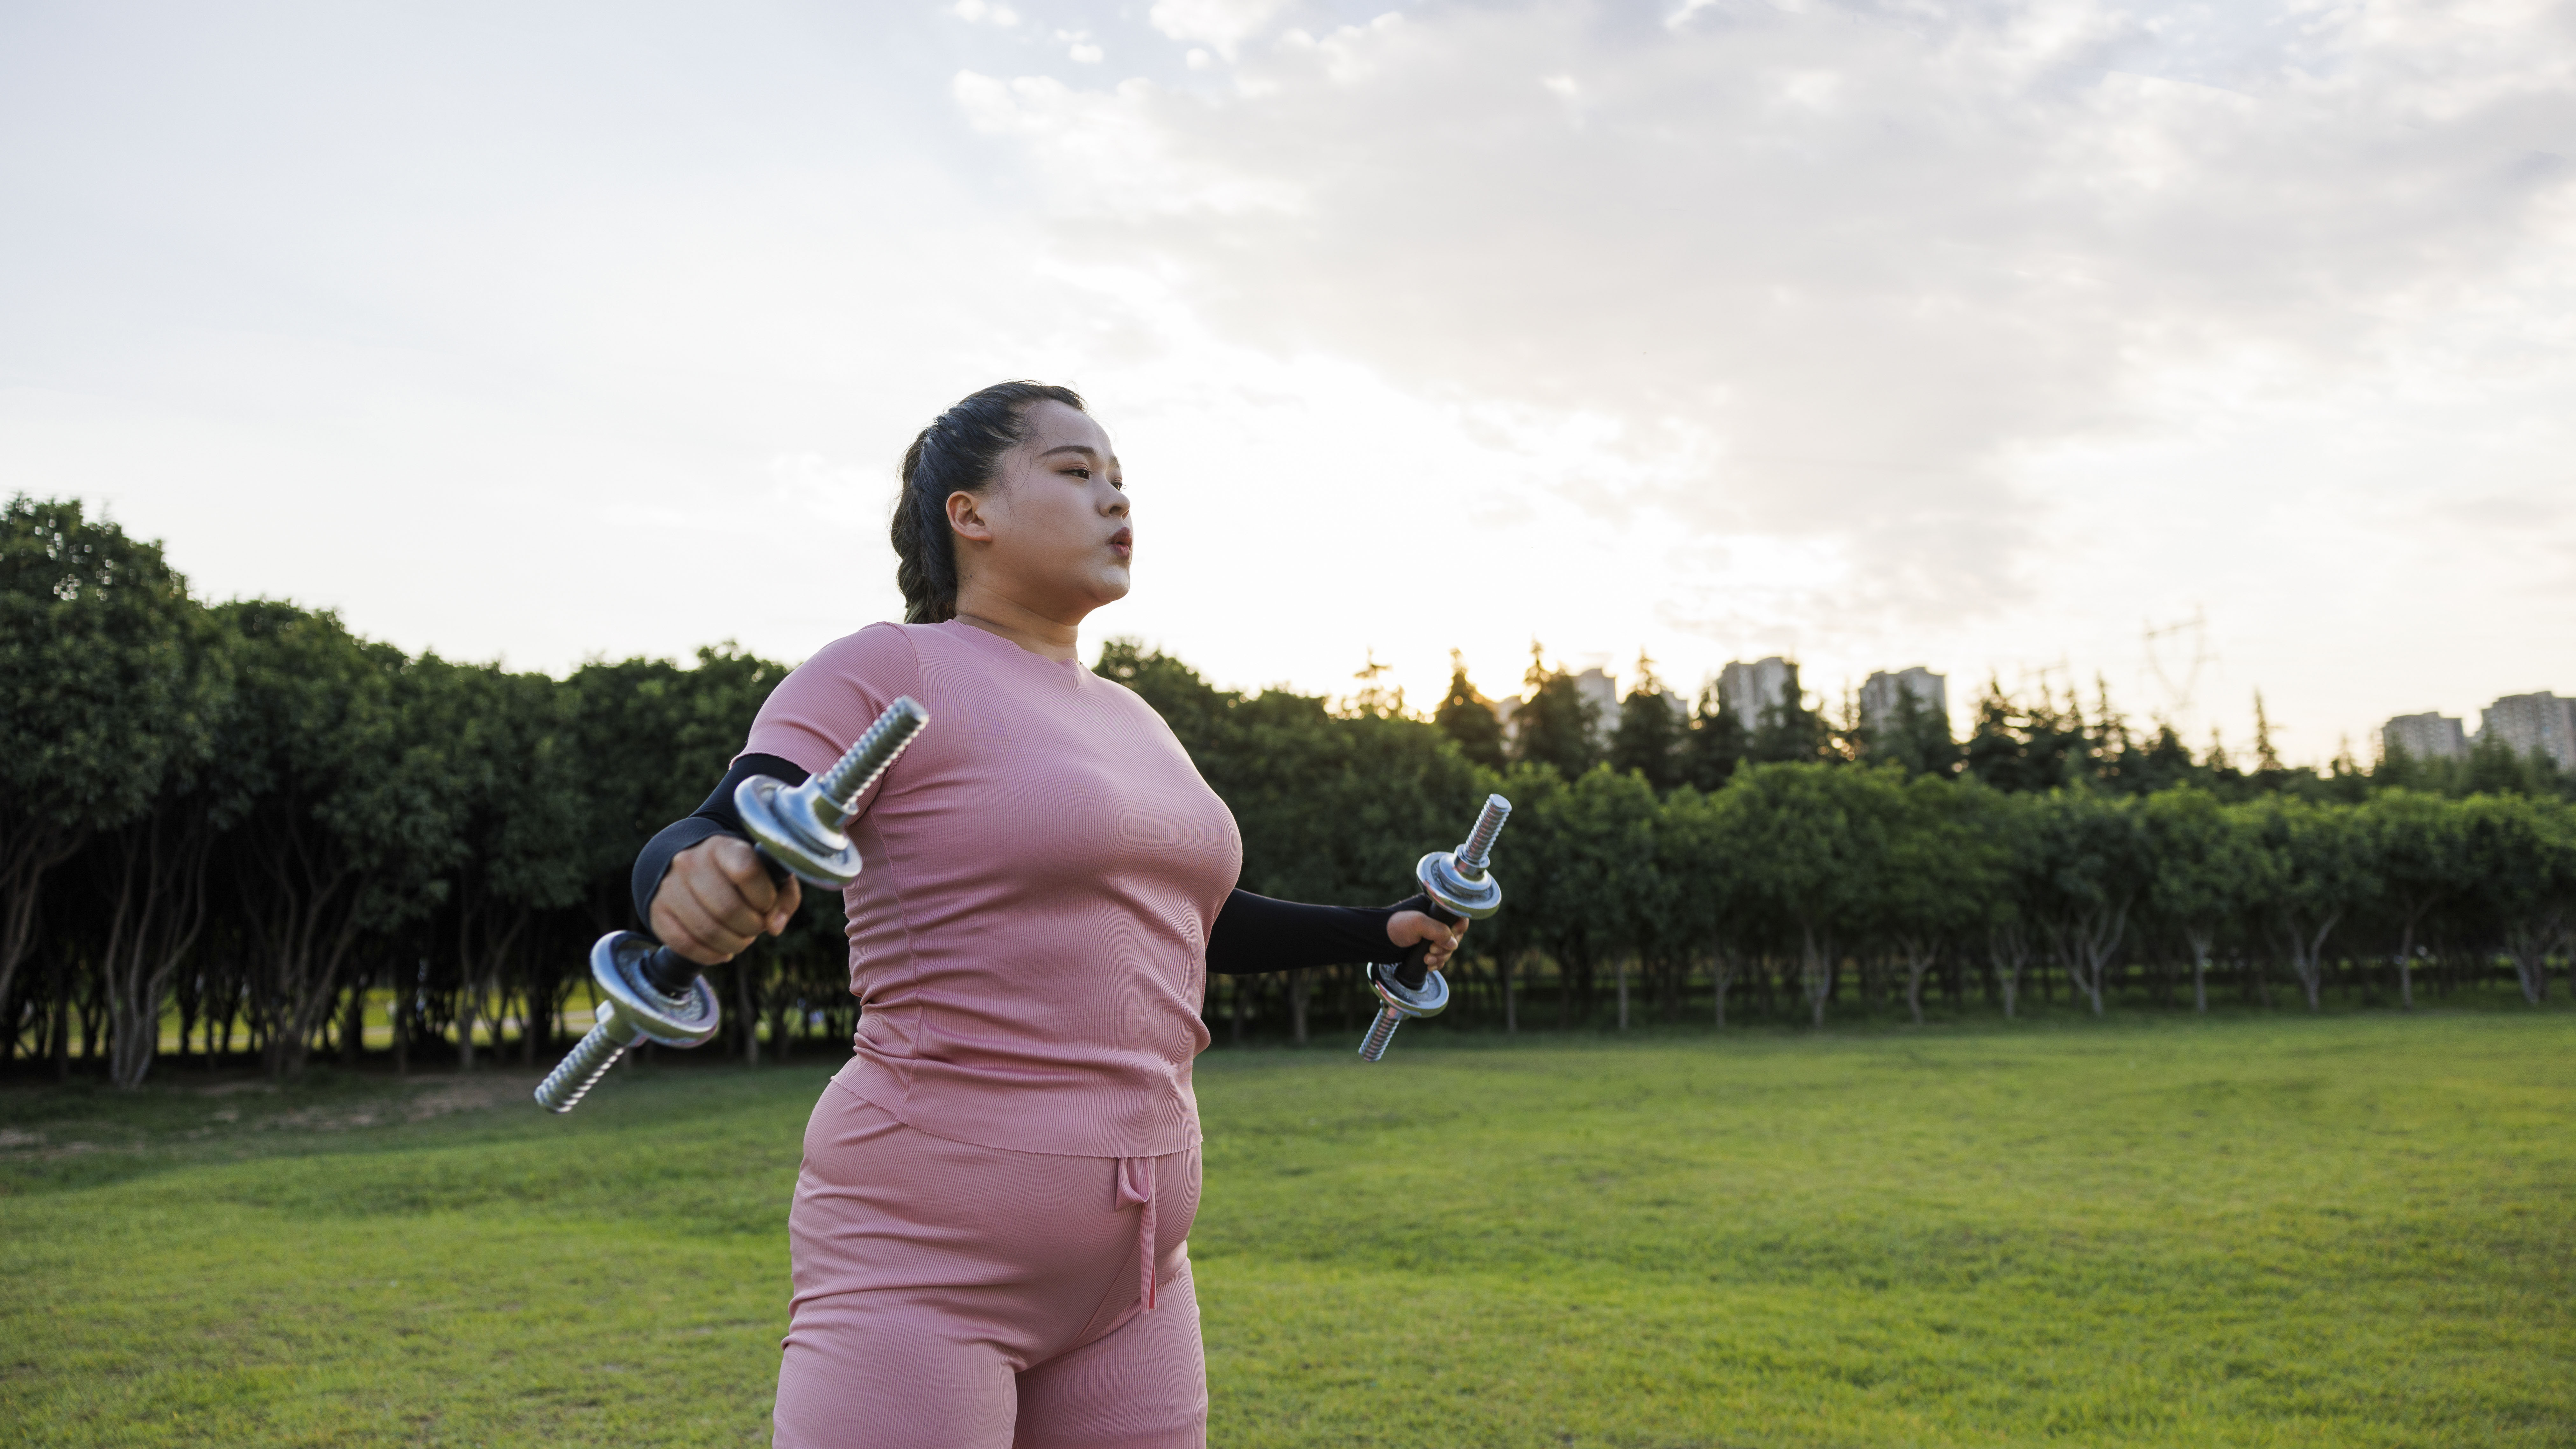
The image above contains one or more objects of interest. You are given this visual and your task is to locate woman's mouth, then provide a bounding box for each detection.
[1109,528,1133,559]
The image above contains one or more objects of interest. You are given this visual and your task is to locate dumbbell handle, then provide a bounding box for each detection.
[638,944,704,997]
[1390,900,1463,992]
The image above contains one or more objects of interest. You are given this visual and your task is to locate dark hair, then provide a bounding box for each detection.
[891,381,1089,624]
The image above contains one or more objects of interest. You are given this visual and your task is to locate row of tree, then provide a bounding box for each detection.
[1459,642,2574,804]
[6,497,2571,1086]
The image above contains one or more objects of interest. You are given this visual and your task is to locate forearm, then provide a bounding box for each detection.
[1205,889,1427,975]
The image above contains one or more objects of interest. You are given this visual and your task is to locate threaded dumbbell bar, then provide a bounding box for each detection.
[1358,792,1512,1062]
[535,696,930,1113]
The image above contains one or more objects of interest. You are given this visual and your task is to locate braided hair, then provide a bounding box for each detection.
[891,381,1089,624]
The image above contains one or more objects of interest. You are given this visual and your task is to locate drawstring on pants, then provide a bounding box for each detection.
[1116,1156,1157,1312]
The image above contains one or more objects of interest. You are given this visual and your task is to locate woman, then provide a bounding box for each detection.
[631,381,1467,1449]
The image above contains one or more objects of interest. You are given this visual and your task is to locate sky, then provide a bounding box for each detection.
[2,0,2571,764]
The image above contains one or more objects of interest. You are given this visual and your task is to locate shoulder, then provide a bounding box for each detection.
[746,622,926,774]
[796,621,926,689]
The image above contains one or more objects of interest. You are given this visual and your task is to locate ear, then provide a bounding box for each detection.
[946,489,998,545]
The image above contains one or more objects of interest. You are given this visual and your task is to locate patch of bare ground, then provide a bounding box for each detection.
[398,1073,540,1121]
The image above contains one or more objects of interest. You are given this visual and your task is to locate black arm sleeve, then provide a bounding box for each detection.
[1205,890,1430,976]
[629,753,810,926]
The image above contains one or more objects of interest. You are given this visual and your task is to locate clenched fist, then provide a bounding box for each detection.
[650,835,803,966]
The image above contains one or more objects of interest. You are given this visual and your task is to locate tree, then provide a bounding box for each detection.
[1719,763,1887,1026]
[2358,790,2470,1010]
[89,604,238,1087]
[2458,794,2576,1006]
[1432,650,1507,771]
[1511,642,1600,779]
[219,602,461,1078]
[1606,652,1685,791]
[1655,785,1749,1025]
[2027,791,2146,1016]
[2251,691,2286,782]
[1678,683,1748,793]
[1972,789,2047,1017]
[2141,786,2260,1014]
[1866,684,1962,780]
[0,499,205,1036]
[2243,795,2375,1012]
[1965,679,2090,793]
[1874,772,1997,1023]
[417,661,592,1070]
[1747,662,1833,765]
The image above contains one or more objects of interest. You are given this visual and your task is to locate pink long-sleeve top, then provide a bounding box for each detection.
[742,619,1243,1159]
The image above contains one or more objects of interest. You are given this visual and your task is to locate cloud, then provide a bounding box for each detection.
[943,0,2576,739]
[1148,0,1291,60]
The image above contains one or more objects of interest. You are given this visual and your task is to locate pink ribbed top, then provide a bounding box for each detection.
[743,620,1242,1158]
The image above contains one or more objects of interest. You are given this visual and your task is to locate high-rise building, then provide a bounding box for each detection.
[1719,657,1793,732]
[1573,668,1617,730]
[2381,711,2469,763]
[2476,692,2575,769]
[1860,667,1948,732]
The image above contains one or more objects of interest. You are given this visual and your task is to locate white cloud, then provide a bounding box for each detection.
[3,1,2571,761]
[940,0,2576,748]
[1148,0,1289,60]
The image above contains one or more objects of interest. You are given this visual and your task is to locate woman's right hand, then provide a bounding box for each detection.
[650,836,803,965]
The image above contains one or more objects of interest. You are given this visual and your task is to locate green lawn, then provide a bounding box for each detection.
[4,1010,2571,1447]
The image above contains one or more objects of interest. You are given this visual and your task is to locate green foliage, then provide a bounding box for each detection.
[0,497,204,833]
[5,1014,2573,1446]
[1430,652,1507,771]
[1604,653,1684,790]
[11,497,2576,1086]
[1747,661,1835,765]
[1862,683,1963,779]
[1509,642,1601,779]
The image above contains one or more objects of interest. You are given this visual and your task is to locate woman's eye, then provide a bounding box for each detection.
[1066,467,1090,480]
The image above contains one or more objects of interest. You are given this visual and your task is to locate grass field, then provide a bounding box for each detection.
[4,1008,2572,1447]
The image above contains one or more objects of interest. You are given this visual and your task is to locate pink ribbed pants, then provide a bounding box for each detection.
[774,1082,1206,1449]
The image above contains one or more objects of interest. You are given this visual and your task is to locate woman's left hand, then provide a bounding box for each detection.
[1386,911,1469,972]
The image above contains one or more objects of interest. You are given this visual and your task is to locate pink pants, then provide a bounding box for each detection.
[774,1082,1206,1449]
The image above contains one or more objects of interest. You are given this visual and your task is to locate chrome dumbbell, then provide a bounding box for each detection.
[1358,793,1511,1062]
[534,696,930,1113]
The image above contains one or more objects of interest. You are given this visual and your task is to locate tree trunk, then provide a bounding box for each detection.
[339,965,368,1067]
[767,990,794,1065]
[1800,926,1832,1028]
[2394,919,2416,1012]
[1896,937,1937,1026]
[1615,957,1630,1032]
[49,950,72,1081]
[393,974,410,1077]
[1988,924,2029,1020]
[1288,969,1310,1046]
[2185,927,2213,1015]
[1502,954,1517,1035]
[0,821,85,1034]
[456,984,479,1070]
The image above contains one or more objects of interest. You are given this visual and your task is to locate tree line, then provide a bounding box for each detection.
[6,497,2572,1086]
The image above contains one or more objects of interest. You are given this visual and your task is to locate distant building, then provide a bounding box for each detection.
[1719,657,1793,732]
[1860,667,1948,733]
[1572,668,1617,729]
[2381,711,2469,763]
[2476,692,2575,769]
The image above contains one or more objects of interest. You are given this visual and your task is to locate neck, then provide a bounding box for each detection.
[950,588,1083,663]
